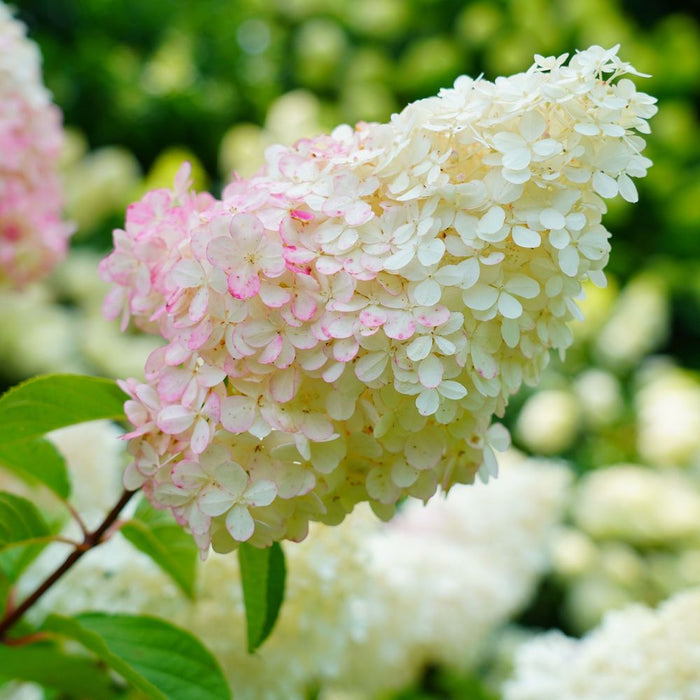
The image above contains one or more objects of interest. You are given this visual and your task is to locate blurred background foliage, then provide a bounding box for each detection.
[4,0,700,697]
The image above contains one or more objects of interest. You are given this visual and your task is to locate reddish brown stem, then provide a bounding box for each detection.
[0,489,136,641]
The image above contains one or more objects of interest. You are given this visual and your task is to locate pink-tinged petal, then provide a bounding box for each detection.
[290,208,315,221]
[213,460,248,498]
[355,352,388,383]
[153,482,193,507]
[226,504,255,541]
[157,369,190,402]
[227,269,260,300]
[190,416,212,454]
[292,292,317,321]
[198,484,235,517]
[171,460,206,490]
[359,308,387,328]
[220,395,256,433]
[171,259,204,288]
[270,367,300,403]
[259,284,291,308]
[165,342,192,365]
[258,334,284,364]
[187,319,214,350]
[333,337,359,362]
[471,344,498,379]
[157,405,195,435]
[244,480,277,507]
[230,212,265,247]
[207,236,239,270]
[198,364,228,388]
[325,315,355,339]
[189,286,209,322]
[416,305,451,328]
[384,312,415,340]
[418,355,444,389]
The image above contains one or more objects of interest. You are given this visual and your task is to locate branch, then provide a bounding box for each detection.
[0,489,137,641]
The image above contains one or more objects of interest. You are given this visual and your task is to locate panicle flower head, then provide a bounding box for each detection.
[101,46,656,555]
[0,3,72,287]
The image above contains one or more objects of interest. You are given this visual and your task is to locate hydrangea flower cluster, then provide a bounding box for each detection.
[504,587,700,700]
[0,3,72,288]
[101,45,655,554]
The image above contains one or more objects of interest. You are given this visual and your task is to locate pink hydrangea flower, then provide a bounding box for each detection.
[0,4,72,287]
[102,46,656,556]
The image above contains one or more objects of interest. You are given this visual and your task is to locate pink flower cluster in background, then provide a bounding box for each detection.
[101,46,656,555]
[0,3,72,288]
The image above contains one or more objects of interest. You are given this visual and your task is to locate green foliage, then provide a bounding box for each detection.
[120,497,200,599]
[0,492,52,582]
[0,437,70,499]
[44,613,231,700]
[0,643,118,698]
[238,541,286,653]
[0,374,126,444]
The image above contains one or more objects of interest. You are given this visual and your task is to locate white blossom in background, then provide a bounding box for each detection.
[100,45,655,555]
[515,388,581,454]
[26,451,570,699]
[503,588,700,700]
[0,2,72,287]
[572,464,700,546]
[594,273,669,370]
[330,452,572,696]
[635,359,700,469]
[573,368,624,428]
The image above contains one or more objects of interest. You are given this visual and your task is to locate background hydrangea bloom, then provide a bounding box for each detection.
[0,2,72,288]
[503,587,700,700]
[100,45,655,554]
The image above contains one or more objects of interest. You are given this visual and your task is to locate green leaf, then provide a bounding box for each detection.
[0,492,51,581]
[0,374,126,444]
[238,541,286,653]
[0,643,116,699]
[44,613,231,700]
[0,437,71,499]
[120,497,199,598]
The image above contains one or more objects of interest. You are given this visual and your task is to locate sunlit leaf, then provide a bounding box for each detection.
[0,492,51,581]
[238,541,286,653]
[0,643,116,699]
[0,437,70,499]
[120,497,199,598]
[0,374,126,444]
[44,613,231,700]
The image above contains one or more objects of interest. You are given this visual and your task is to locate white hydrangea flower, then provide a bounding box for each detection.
[572,464,700,546]
[503,587,700,700]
